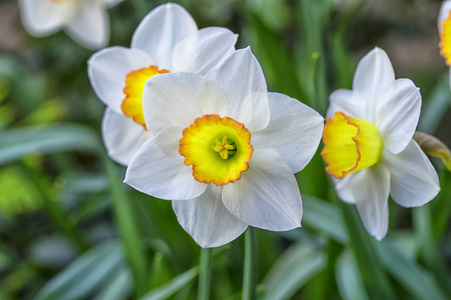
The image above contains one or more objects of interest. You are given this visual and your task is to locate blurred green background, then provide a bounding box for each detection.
[0,0,450,299]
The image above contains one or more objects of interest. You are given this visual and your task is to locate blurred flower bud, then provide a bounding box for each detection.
[414,131,451,171]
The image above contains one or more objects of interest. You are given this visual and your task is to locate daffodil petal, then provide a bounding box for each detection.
[252,92,323,173]
[102,108,149,166]
[171,27,237,75]
[352,164,390,241]
[327,89,367,120]
[197,47,270,132]
[173,185,248,249]
[384,140,440,207]
[375,78,421,154]
[142,72,203,136]
[65,1,109,50]
[19,0,75,36]
[438,0,451,32]
[334,174,358,204]
[131,3,197,69]
[88,46,154,113]
[353,47,395,120]
[124,126,207,200]
[222,148,302,231]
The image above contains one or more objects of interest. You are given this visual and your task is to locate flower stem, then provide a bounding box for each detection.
[197,248,213,300]
[340,203,396,299]
[242,227,257,300]
[102,155,148,297]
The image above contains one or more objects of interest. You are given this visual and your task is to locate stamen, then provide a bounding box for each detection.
[211,136,237,160]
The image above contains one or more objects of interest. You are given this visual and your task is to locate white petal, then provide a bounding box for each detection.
[124,126,207,200]
[252,93,324,173]
[327,89,367,120]
[384,140,440,207]
[88,46,154,113]
[19,0,76,36]
[131,3,198,70]
[171,27,237,75]
[104,0,123,8]
[351,164,390,241]
[197,47,270,132]
[173,185,248,248]
[65,1,109,50]
[353,47,395,122]
[142,72,203,136]
[102,108,149,166]
[375,79,421,154]
[438,1,451,32]
[333,174,358,204]
[222,148,303,231]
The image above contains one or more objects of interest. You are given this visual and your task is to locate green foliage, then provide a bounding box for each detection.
[0,166,43,217]
[0,0,450,299]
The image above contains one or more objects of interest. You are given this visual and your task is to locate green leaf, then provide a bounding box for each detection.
[376,240,447,300]
[412,206,451,298]
[139,267,199,300]
[418,75,451,134]
[297,0,333,114]
[262,242,326,300]
[93,266,133,300]
[0,124,100,165]
[431,170,451,239]
[103,156,149,297]
[302,195,448,299]
[34,241,123,300]
[240,3,308,105]
[340,204,396,299]
[149,252,173,289]
[335,250,369,300]
[303,195,348,242]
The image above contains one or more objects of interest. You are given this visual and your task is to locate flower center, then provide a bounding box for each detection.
[211,136,236,159]
[440,11,451,65]
[321,112,383,179]
[121,66,169,130]
[179,114,253,186]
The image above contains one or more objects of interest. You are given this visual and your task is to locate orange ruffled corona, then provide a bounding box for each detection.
[440,11,451,65]
[321,112,383,179]
[121,66,169,130]
[179,114,253,186]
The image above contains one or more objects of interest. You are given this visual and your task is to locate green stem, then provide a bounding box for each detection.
[102,155,149,297]
[340,203,396,300]
[242,227,257,300]
[197,248,213,300]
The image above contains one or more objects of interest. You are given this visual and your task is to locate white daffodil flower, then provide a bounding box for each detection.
[438,0,451,32]
[322,47,440,241]
[438,1,451,85]
[88,3,238,165]
[19,0,122,49]
[124,48,324,248]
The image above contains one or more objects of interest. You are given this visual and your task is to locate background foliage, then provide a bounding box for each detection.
[0,0,450,299]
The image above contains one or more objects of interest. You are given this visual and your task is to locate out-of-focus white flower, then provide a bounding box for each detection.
[88,3,238,165]
[19,0,122,49]
[322,47,440,241]
[438,1,451,86]
[124,48,324,248]
[438,1,451,32]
